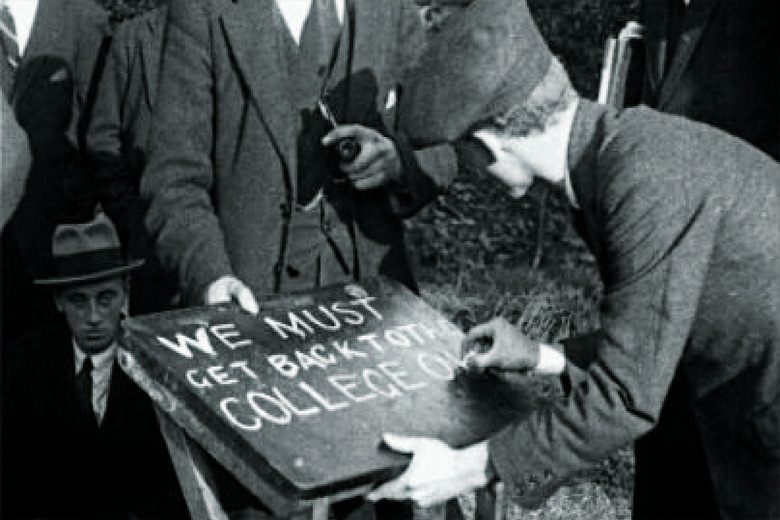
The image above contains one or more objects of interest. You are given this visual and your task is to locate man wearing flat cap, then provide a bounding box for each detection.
[368,0,780,518]
[1,212,187,519]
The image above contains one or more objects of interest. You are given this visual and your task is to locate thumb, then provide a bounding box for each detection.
[382,433,425,455]
[232,280,259,315]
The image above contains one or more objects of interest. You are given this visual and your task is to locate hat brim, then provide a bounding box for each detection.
[34,259,145,286]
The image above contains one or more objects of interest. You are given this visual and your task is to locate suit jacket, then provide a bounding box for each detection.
[641,0,779,159]
[1,325,188,519]
[142,0,456,303]
[488,100,780,519]
[86,8,177,314]
[0,93,30,230]
[3,0,111,275]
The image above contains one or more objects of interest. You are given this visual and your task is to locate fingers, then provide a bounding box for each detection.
[205,276,259,315]
[322,125,365,146]
[233,280,259,315]
[323,126,401,190]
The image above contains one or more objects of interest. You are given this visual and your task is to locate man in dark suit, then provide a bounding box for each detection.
[1,0,111,346]
[641,0,779,160]
[141,0,456,314]
[368,0,780,518]
[1,212,188,519]
[86,5,177,315]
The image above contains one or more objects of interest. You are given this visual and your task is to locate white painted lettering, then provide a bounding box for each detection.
[329,374,377,403]
[331,339,368,360]
[310,344,337,366]
[331,301,364,325]
[186,369,213,389]
[295,349,328,371]
[384,329,412,348]
[302,306,341,330]
[378,361,428,392]
[298,381,350,412]
[221,397,261,431]
[264,312,314,340]
[363,368,403,398]
[247,392,292,425]
[207,365,239,385]
[157,328,216,358]
[397,324,428,345]
[210,323,252,349]
[350,297,383,320]
[357,333,384,353]
[268,354,299,378]
[230,360,258,379]
[417,352,455,380]
[272,387,320,417]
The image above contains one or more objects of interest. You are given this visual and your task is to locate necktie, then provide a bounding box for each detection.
[0,4,19,95]
[298,0,341,78]
[75,357,95,422]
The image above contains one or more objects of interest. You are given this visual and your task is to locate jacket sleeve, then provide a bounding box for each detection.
[385,1,457,218]
[85,20,145,252]
[141,0,233,303]
[487,154,718,508]
[0,94,30,229]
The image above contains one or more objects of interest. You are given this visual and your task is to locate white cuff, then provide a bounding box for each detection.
[534,343,566,375]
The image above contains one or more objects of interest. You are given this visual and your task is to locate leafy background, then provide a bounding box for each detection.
[94,0,641,518]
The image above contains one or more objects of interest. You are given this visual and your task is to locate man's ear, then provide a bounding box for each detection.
[53,293,63,313]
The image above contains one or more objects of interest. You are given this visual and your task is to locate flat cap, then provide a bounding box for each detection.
[400,0,555,146]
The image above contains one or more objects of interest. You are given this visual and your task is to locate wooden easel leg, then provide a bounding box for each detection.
[475,482,506,520]
[154,406,230,520]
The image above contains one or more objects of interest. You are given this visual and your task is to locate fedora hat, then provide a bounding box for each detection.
[34,212,144,286]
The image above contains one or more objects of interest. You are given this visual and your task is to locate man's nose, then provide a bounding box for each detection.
[87,300,102,323]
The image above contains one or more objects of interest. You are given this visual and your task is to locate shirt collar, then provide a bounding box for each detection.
[275,0,346,45]
[566,99,610,213]
[3,0,39,56]
[73,340,117,374]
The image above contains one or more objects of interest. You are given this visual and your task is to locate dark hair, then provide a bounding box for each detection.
[493,58,577,137]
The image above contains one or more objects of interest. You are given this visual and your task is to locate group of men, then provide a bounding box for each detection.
[0,0,778,519]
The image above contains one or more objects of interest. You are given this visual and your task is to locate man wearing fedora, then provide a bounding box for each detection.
[1,212,187,519]
[368,0,780,518]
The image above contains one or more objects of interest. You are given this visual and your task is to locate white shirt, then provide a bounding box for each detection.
[2,0,39,56]
[276,0,345,45]
[73,341,118,425]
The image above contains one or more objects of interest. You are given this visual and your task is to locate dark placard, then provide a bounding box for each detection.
[119,277,548,515]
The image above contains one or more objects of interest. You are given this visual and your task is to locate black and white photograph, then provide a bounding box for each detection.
[0,0,778,519]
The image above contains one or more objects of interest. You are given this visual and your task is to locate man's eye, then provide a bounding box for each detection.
[68,296,87,307]
[98,294,116,307]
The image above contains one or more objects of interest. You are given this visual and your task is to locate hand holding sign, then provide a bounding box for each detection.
[205,275,259,315]
[367,434,492,508]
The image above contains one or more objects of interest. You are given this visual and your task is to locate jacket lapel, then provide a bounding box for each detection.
[341,0,396,124]
[642,0,669,98]
[140,11,165,110]
[220,0,297,190]
[13,0,72,105]
[657,0,718,108]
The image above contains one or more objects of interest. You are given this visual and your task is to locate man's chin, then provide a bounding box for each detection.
[77,335,114,354]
